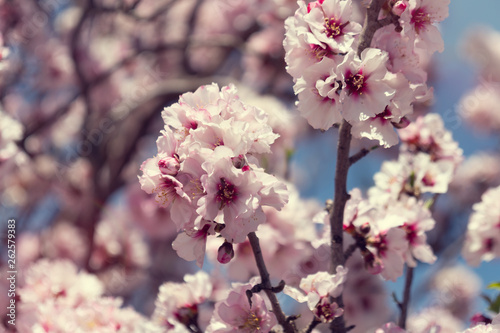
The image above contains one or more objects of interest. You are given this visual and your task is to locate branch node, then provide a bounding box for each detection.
[271,280,286,293]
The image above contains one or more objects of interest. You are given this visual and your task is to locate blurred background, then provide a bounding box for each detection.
[1,0,500,331]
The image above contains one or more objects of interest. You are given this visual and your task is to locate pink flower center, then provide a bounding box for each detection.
[411,8,431,33]
[216,178,237,209]
[323,18,348,39]
[154,179,177,206]
[402,223,418,244]
[309,44,334,61]
[314,298,340,323]
[345,71,367,96]
[239,312,261,331]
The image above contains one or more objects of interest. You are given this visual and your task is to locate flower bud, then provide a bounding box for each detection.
[158,156,180,176]
[217,241,234,264]
[393,116,411,129]
[231,155,246,169]
[392,0,407,16]
[359,222,371,235]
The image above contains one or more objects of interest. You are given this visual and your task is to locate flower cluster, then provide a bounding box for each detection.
[206,278,278,333]
[339,190,435,281]
[316,113,462,281]
[283,0,448,147]
[17,259,147,332]
[462,185,500,266]
[284,266,348,323]
[149,271,213,332]
[139,83,289,266]
[370,113,463,205]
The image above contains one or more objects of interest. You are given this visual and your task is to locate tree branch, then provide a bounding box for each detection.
[328,1,393,331]
[328,119,352,333]
[357,0,399,56]
[343,243,358,261]
[398,266,414,329]
[248,232,297,333]
[305,318,321,333]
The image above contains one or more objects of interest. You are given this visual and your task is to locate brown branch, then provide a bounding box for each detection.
[328,1,394,332]
[248,232,297,333]
[357,0,399,56]
[398,266,414,329]
[328,120,352,333]
[343,243,358,261]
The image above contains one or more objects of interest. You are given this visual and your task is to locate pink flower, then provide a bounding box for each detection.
[349,70,417,148]
[337,48,396,122]
[386,197,436,266]
[462,185,500,266]
[284,266,347,322]
[399,0,450,54]
[139,83,288,262]
[305,0,362,54]
[283,0,361,79]
[206,280,277,333]
[365,226,408,281]
[172,221,216,268]
[152,271,213,330]
[293,57,342,130]
[19,259,104,307]
[197,153,266,243]
[398,113,463,168]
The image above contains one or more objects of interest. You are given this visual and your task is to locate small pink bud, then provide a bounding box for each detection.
[306,0,324,13]
[393,116,411,129]
[392,0,407,16]
[217,241,234,264]
[158,156,180,176]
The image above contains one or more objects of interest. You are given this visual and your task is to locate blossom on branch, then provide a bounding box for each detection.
[139,83,288,266]
[206,279,278,333]
[284,266,348,322]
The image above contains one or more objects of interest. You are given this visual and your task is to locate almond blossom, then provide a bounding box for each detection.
[206,279,277,333]
[399,0,450,55]
[462,185,500,266]
[17,259,148,332]
[284,266,348,322]
[139,83,289,266]
[151,271,213,331]
[398,113,463,168]
[283,0,361,79]
[337,48,396,122]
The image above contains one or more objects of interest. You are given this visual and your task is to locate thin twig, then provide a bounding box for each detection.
[248,232,297,333]
[398,266,414,329]
[349,145,379,166]
[305,318,321,333]
[343,243,358,261]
